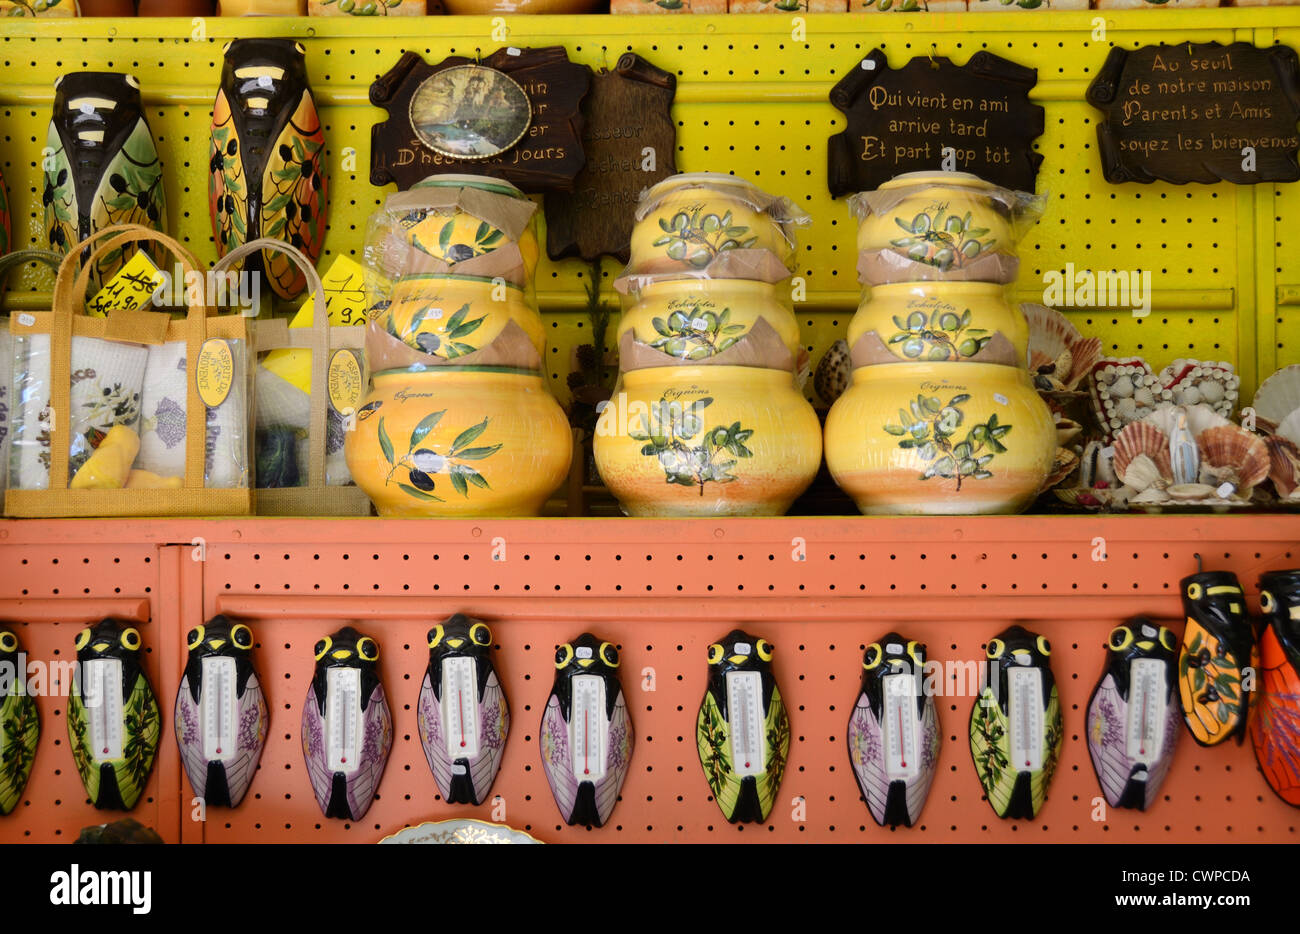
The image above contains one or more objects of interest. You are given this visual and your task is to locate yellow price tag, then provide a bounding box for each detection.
[85,251,165,319]
[261,254,368,395]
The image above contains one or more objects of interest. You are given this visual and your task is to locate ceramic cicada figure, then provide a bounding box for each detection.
[417,614,509,806]
[0,629,38,816]
[301,626,392,820]
[539,634,633,827]
[174,616,269,808]
[1251,569,1300,806]
[697,629,790,824]
[847,634,941,828]
[67,619,161,811]
[44,73,166,286]
[1178,570,1255,747]
[210,38,327,300]
[969,625,1063,820]
[1086,618,1181,811]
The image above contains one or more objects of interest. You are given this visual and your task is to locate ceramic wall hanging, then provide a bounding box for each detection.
[370,48,590,193]
[697,630,790,824]
[344,366,572,517]
[539,633,633,827]
[379,274,544,360]
[825,362,1056,515]
[594,365,821,517]
[68,619,160,811]
[211,39,326,300]
[1086,619,1180,811]
[174,615,269,808]
[969,625,1063,820]
[1089,357,1239,443]
[417,614,509,806]
[618,277,800,360]
[1178,570,1254,747]
[1252,569,1300,806]
[301,626,393,820]
[847,635,940,828]
[45,73,166,287]
[0,629,38,816]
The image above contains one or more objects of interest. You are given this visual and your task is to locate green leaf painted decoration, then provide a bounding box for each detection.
[883,394,1010,492]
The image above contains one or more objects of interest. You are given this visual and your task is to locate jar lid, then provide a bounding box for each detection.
[879,170,996,190]
[410,173,527,199]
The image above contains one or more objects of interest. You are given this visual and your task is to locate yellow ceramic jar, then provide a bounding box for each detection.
[848,281,1028,368]
[824,363,1055,515]
[619,278,800,360]
[381,273,544,360]
[344,366,572,518]
[593,365,821,517]
[852,172,1016,275]
[629,173,796,275]
[395,174,540,280]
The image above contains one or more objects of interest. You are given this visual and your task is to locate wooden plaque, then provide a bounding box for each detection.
[1086,42,1300,185]
[370,47,591,193]
[544,53,678,263]
[827,49,1044,196]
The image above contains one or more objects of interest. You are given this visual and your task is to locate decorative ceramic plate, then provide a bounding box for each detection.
[378,818,542,844]
[409,64,531,160]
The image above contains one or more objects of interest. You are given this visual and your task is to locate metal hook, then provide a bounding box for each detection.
[474,47,482,65]
[1194,552,1203,574]
[930,44,939,70]
[601,46,610,73]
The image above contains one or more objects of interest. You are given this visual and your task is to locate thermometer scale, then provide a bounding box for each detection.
[441,656,480,761]
[882,672,919,780]
[326,667,361,773]
[1125,658,1167,765]
[1007,666,1043,772]
[570,674,607,781]
[84,658,124,763]
[201,656,238,762]
[726,670,765,777]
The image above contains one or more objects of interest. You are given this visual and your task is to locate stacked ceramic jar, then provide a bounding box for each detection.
[594,172,821,516]
[824,171,1057,515]
[345,173,571,517]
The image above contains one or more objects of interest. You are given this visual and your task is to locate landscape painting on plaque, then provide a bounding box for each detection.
[1086,42,1300,184]
[371,47,591,193]
[827,49,1044,197]
[544,53,677,263]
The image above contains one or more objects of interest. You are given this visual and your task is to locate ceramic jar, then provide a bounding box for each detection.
[344,366,571,517]
[848,281,1028,368]
[628,173,798,276]
[594,365,821,517]
[380,273,544,361]
[619,277,800,360]
[824,362,1055,515]
[396,174,540,281]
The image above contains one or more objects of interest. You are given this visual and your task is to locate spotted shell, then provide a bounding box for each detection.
[814,339,850,407]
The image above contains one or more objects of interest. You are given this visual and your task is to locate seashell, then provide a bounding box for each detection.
[1265,435,1300,499]
[1089,356,1158,442]
[1117,397,1137,418]
[1168,483,1216,501]
[1131,487,1169,505]
[1278,408,1300,447]
[1113,422,1172,482]
[1055,416,1082,446]
[1176,385,1202,406]
[1141,402,1231,439]
[1112,375,1134,398]
[1023,303,1101,391]
[1134,387,1154,406]
[814,339,850,406]
[1196,424,1270,493]
[1120,454,1164,493]
[1044,447,1079,490]
[1252,364,1300,428]
[1199,380,1224,404]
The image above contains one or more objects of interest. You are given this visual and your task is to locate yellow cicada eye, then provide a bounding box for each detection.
[555,644,574,669]
[187,626,205,651]
[0,632,16,653]
[1036,635,1052,657]
[230,624,253,649]
[427,625,444,649]
[1261,591,1276,614]
[863,644,882,670]
[907,641,924,665]
[314,636,333,661]
[1187,582,1203,601]
[707,643,724,665]
[986,639,1005,660]
[121,628,142,651]
[357,637,379,661]
[1159,627,1176,651]
[599,641,620,668]
[470,623,491,646]
[756,639,773,662]
[75,628,92,651]
[1108,627,1133,652]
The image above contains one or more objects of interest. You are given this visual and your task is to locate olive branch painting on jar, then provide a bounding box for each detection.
[889,203,996,272]
[887,306,993,362]
[627,396,755,496]
[884,392,1012,491]
[651,205,759,269]
[375,409,502,504]
[649,306,748,360]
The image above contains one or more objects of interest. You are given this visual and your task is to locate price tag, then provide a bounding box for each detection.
[261,254,369,396]
[85,251,165,319]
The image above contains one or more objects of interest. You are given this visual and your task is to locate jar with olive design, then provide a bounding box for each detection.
[848,281,1028,368]
[380,273,544,361]
[619,277,800,361]
[593,365,821,517]
[344,366,572,517]
[824,362,1055,515]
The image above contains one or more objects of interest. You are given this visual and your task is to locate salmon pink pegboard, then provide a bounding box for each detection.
[0,515,1295,843]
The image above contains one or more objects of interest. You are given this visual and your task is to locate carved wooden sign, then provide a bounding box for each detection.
[545,53,678,263]
[827,49,1043,196]
[1086,42,1300,185]
[370,46,591,193]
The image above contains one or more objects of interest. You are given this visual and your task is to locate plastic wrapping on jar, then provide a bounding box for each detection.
[847,172,1046,285]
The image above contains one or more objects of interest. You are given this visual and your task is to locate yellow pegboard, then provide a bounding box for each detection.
[0,11,1296,405]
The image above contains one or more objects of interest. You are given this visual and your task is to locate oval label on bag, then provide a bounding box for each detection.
[327,349,363,415]
[196,338,234,408]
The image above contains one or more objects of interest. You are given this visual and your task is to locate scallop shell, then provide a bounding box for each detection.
[814,339,850,406]
[1141,402,1231,439]
[1252,364,1300,429]
[1120,454,1164,493]
[1024,303,1102,391]
[1089,357,1158,442]
[1113,422,1172,484]
[1265,435,1300,499]
[1055,416,1082,446]
[1168,483,1217,501]
[1196,424,1269,492]
[1278,408,1300,447]
[1044,447,1079,490]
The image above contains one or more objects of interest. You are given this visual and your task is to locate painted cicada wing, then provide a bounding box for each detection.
[209,88,250,260]
[0,691,39,816]
[848,687,941,828]
[593,686,632,826]
[174,673,209,800]
[1033,685,1064,817]
[697,687,742,821]
[258,88,326,299]
[472,670,510,806]
[416,671,451,798]
[1179,618,1248,747]
[913,695,941,823]
[300,684,332,816]
[1251,625,1300,807]
[754,683,790,823]
[66,684,99,806]
[1086,674,1128,808]
[540,692,578,822]
[43,121,79,262]
[970,686,1014,817]
[224,671,269,807]
[417,666,510,807]
[344,683,392,820]
[86,119,166,283]
[112,672,161,811]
